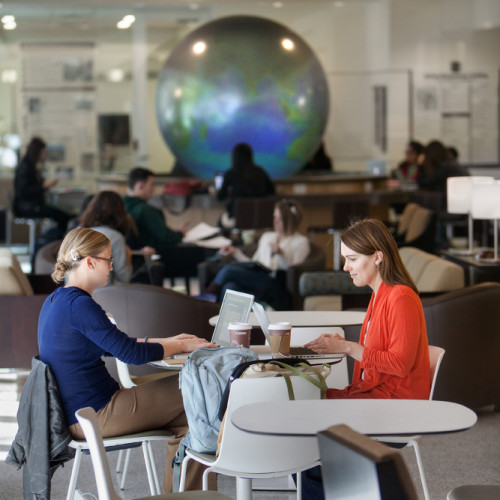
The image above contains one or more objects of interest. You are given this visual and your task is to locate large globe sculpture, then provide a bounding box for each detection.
[156,15,329,179]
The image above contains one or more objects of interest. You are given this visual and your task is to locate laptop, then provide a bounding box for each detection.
[252,302,344,360]
[153,290,255,368]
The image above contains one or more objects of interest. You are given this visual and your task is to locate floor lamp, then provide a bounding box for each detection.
[471,181,500,263]
[447,176,493,255]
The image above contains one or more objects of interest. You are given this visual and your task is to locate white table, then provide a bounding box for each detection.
[231,399,477,437]
[209,310,366,327]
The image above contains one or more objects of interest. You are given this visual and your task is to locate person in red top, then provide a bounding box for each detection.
[300,218,430,498]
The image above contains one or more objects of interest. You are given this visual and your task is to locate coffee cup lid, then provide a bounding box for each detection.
[268,321,292,331]
[228,322,252,330]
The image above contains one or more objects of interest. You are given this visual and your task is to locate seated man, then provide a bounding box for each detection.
[124,167,205,287]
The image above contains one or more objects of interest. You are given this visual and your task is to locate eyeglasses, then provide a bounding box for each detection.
[93,256,114,265]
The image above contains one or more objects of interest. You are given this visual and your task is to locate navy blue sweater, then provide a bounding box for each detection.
[38,286,164,426]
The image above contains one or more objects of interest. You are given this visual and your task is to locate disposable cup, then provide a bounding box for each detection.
[228,322,252,348]
[268,322,291,356]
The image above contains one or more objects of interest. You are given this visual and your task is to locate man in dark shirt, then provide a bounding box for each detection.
[217,143,275,222]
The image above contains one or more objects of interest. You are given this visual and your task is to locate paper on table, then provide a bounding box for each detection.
[194,236,232,249]
[183,222,220,243]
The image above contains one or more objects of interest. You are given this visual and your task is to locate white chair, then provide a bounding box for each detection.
[376,345,446,500]
[75,407,232,500]
[113,358,177,491]
[67,426,174,500]
[179,376,322,500]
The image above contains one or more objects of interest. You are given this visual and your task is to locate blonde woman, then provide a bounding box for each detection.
[38,227,216,491]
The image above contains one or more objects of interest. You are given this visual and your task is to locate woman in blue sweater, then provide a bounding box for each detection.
[38,227,216,492]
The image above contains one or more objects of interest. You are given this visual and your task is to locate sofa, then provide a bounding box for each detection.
[0,248,57,368]
[300,246,465,310]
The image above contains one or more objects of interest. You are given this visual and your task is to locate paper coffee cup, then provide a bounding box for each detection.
[268,322,291,356]
[228,322,252,348]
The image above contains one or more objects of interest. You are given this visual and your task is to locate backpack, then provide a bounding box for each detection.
[172,346,258,490]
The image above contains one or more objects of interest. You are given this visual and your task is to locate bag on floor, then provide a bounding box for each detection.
[172,346,258,491]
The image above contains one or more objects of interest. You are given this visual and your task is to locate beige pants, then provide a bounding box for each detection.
[69,374,216,492]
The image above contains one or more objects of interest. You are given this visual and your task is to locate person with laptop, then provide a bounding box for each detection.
[300,219,430,498]
[38,227,218,492]
[205,199,310,310]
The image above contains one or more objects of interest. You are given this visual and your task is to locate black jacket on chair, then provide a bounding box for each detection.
[6,356,75,500]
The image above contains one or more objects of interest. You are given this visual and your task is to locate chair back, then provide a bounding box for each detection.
[75,407,123,500]
[428,345,445,401]
[215,376,321,474]
[317,424,418,500]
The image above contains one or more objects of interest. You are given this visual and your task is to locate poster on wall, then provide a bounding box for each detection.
[414,72,497,164]
[20,43,97,181]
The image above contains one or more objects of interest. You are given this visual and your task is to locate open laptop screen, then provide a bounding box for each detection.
[212,290,254,346]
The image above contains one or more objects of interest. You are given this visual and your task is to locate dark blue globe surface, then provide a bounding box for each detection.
[156,15,329,179]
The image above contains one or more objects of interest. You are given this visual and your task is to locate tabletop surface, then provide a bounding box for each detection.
[209,310,366,327]
[231,399,477,437]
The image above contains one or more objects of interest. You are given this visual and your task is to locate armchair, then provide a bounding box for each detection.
[0,248,57,368]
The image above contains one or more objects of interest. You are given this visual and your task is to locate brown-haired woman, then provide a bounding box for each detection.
[79,190,132,283]
[301,219,430,500]
[207,199,309,310]
[39,227,217,491]
[305,218,430,399]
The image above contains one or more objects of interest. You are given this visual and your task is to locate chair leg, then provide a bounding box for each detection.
[119,449,132,490]
[410,438,430,500]
[179,455,192,492]
[141,441,157,496]
[236,477,253,500]
[28,220,36,257]
[296,472,302,500]
[146,441,162,495]
[66,448,82,500]
[116,449,124,473]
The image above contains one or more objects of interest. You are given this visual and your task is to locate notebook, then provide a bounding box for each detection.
[252,302,344,360]
[153,290,255,368]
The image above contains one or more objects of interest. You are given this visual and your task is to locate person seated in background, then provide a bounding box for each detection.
[447,146,460,165]
[392,140,423,184]
[124,167,187,252]
[299,218,430,499]
[79,190,134,284]
[300,140,332,172]
[216,143,275,230]
[38,227,217,492]
[416,139,468,199]
[14,136,70,237]
[205,199,309,310]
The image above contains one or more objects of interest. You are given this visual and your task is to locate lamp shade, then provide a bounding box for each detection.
[471,181,500,220]
[447,176,494,214]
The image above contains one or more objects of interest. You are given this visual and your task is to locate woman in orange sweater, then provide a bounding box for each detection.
[300,218,430,498]
[306,218,430,399]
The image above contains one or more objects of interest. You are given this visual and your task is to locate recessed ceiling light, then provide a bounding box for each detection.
[1,14,15,23]
[3,21,16,30]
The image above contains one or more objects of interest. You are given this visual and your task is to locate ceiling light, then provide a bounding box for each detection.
[1,69,17,83]
[108,69,124,82]
[123,15,135,24]
[1,15,14,23]
[281,38,295,51]
[117,14,135,29]
[192,41,206,55]
[3,21,16,30]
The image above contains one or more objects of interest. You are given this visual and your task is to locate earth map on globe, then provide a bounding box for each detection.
[156,15,330,179]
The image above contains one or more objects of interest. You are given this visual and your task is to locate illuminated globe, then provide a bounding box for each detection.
[156,15,329,179]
